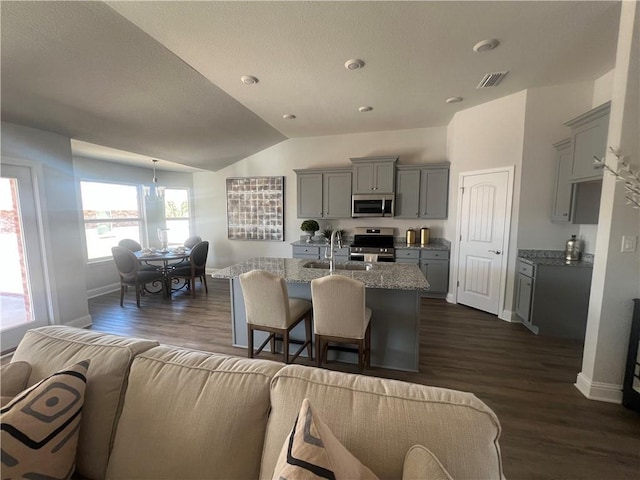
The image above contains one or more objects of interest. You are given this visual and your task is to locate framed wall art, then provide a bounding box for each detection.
[226,176,284,241]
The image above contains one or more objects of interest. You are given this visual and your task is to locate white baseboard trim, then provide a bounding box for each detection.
[574,372,623,404]
[61,315,93,329]
[445,293,456,304]
[499,309,519,322]
[87,283,120,299]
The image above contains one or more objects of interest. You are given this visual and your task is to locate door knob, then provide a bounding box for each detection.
[489,250,501,255]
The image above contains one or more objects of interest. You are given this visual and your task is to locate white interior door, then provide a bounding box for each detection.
[1,164,49,353]
[456,168,513,315]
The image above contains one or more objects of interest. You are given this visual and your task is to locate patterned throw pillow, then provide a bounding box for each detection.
[0,361,32,407]
[1,360,90,479]
[272,398,378,480]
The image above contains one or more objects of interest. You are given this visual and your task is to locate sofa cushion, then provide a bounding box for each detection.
[105,345,284,480]
[261,365,504,479]
[1,361,32,407]
[11,326,159,480]
[273,398,378,480]
[403,444,453,480]
[1,360,89,479]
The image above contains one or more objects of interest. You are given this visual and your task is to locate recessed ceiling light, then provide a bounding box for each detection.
[445,97,463,104]
[345,59,365,70]
[358,106,373,112]
[240,75,259,85]
[473,39,499,53]
[283,114,296,120]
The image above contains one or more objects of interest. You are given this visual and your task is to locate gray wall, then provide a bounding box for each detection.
[2,122,91,327]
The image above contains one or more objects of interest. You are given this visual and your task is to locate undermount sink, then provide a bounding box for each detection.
[303,261,372,271]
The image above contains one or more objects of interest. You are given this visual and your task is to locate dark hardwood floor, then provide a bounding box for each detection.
[88,279,640,480]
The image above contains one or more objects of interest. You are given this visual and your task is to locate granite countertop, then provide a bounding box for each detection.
[212,257,430,291]
[291,240,349,247]
[518,249,594,268]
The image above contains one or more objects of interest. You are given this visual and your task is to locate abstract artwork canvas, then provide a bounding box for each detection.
[226,176,284,241]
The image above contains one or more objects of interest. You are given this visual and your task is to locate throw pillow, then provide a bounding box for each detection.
[402,444,453,480]
[1,361,32,407]
[272,397,378,480]
[1,360,90,479]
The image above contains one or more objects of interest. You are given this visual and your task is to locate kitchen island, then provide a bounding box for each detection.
[212,257,429,372]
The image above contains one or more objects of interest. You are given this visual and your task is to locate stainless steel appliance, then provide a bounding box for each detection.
[564,234,582,261]
[351,194,394,217]
[349,227,395,262]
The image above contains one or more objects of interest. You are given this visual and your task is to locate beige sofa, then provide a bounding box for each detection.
[10,326,505,479]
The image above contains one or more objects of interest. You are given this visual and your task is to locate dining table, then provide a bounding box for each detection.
[134,248,191,297]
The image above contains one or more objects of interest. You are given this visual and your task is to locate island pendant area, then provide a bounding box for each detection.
[212,257,429,372]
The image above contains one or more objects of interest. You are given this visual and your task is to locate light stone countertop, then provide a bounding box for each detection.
[212,257,430,291]
[518,250,594,268]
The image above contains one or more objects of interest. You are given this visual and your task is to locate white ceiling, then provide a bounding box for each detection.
[1,1,621,172]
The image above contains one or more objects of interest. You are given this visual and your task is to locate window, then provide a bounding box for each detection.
[80,181,142,260]
[163,188,190,245]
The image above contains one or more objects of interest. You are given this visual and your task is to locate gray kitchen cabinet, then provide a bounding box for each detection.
[350,156,397,194]
[515,268,535,332]
[515,258,593,340]
[551,138,573,223]
[394,248,420,264]
[292,244,349,261]
[395,169,421,217]
[564,101,610,182]
[295,168,352,219]
[419,250,449,297]
[394,248,449,297]
[395,164,449,219]
[292,245,321,259]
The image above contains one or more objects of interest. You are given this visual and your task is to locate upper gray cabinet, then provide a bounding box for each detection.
[551,138,573,223]
[564,101,610,182]
[350,156,397,194]
[395,164,449,219]
[295,168,352,219]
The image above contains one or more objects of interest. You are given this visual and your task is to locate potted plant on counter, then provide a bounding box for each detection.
[300,219,320,243]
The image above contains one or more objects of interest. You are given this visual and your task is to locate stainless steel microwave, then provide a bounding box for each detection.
[351,194,395,217]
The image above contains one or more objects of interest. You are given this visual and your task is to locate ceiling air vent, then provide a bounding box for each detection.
[476,71,509,89]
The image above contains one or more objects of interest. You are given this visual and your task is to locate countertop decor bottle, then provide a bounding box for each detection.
[564,234,581,261]
[420,227,430,245]
[406,228,416,245]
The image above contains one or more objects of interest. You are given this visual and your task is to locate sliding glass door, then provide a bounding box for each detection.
[1,164,49,353]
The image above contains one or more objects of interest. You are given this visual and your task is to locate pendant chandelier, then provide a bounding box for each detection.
[143,159,165,200]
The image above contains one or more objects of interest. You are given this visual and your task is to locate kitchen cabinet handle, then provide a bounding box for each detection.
[488,250,502,255]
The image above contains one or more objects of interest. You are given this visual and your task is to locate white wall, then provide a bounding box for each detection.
[194,127,448,268]
[577,1,640,403]
[519,82,594,251]
[1,122,92,327]
[445,91,528,318]
[577,69,616,253]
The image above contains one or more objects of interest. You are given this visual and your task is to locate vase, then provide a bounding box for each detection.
[305,231,316,243]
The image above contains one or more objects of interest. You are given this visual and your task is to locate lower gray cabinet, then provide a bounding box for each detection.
[515,259,593,340]
[292,245,321,259]
[292,245,349,261]
[395,248,449,298]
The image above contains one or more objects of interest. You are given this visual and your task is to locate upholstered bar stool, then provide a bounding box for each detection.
[239,270,313,364]
[311,275,372,372]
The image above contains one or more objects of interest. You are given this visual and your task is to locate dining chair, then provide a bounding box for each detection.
[118,238,143,252]
[168,241,209,298]
[111,246,166,307]
[311,275,372,372]
[184,236,202,249]
[239,270,313,364]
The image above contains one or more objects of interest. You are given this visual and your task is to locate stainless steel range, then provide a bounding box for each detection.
[349,227,395,262]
